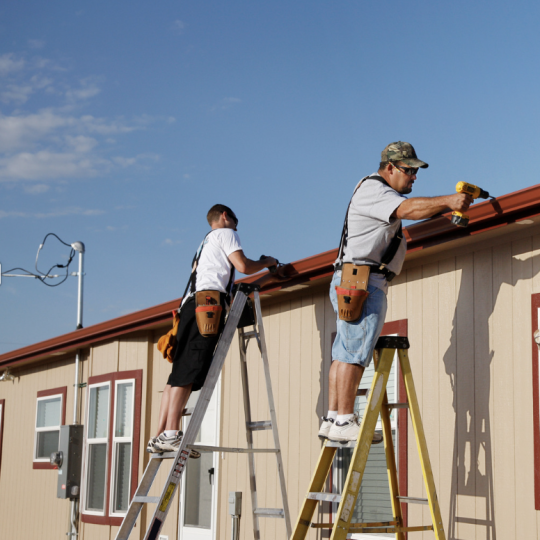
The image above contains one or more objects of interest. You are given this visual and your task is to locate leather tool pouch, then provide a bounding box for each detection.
[157,311,182,363]
[336,263,370,322]
[195,290,223,337]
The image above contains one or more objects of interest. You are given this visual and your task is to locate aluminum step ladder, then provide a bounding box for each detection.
[115,282,291,540]
[291,335,446,540]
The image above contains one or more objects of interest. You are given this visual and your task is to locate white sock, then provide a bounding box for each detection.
[337,414,354,425]
[327,411,338,421]
[164,430,177,437]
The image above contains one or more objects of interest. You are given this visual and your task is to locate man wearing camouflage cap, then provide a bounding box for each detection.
[320,141,473,443]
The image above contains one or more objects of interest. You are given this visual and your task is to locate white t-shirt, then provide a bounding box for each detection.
[340,174,407,293]
[187,228,242,300]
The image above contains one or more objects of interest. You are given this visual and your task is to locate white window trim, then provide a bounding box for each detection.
[82,381,111,517]
[109,378,135,518]
[33,393,63,462]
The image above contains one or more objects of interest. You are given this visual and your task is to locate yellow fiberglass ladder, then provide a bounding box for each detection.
[115,283,291,540]
[291,335,446,540]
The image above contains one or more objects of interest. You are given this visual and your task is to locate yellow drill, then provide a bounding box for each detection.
[451,181,494,228]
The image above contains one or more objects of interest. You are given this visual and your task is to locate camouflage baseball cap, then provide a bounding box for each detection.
[381,141,429,169]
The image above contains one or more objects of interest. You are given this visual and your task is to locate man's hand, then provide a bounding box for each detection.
[446,193,473,213]
[260,256,278,268]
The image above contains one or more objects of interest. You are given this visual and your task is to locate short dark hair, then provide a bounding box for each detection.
[379,161,391,171]
[207,204,237,225]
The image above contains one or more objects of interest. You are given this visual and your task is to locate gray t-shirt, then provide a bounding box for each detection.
[339,174,407,293]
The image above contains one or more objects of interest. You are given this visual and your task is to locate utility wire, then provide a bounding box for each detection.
[3,232,76,287]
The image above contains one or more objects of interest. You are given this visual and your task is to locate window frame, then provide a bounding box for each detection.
[81,370,142,526]
[0,399,4,475]
[33,386,67,470]
[531,294,540,509]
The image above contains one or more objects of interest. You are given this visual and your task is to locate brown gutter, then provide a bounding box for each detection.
[2,183,540,369]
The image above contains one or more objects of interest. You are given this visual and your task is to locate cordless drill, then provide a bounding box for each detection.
[451,181,494,228]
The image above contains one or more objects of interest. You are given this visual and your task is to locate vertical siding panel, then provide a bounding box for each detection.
[389,269,408,322]
[438,257,457,533]
[405,266,423,532]
[288,298,303,523]
[492,243,516,539]
[453,253,475,539]
[421,262,439,540]
[512,237,536,539]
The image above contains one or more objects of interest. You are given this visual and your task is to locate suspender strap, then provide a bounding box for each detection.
[179,230,235,311]
[336,175,403,281]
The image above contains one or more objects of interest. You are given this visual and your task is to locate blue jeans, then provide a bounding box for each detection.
[330,270,387,367]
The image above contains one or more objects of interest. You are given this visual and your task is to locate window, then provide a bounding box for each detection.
[81,370,142,526]
[33,387,67,470]
[332,319,409,537]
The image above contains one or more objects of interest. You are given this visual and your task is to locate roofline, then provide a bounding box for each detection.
[2,182,540,369]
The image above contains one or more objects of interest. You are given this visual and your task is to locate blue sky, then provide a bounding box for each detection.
[1,1,539,353]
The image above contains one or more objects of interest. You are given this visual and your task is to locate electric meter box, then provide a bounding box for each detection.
[228,491,242,516]
[55,425,84,500]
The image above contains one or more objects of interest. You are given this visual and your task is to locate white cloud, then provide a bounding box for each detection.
[28,39,46,50]
[65,79,101,102]
[24,183,49,194]
[0,53,25,75]
[173,20,185,33]
[65,135,98,153]
[0,206,105,219]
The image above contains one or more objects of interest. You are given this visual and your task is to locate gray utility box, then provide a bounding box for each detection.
[53,425,84,500]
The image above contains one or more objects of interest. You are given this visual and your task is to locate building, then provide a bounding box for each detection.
[1,184,540,539]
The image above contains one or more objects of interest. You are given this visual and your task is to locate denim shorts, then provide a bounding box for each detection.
[330,270,387,367]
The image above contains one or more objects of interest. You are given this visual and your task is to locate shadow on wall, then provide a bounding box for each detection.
[442,251,538,540]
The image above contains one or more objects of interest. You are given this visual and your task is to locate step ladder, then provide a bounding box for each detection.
[291,335,446,540]
[115,283,291,540]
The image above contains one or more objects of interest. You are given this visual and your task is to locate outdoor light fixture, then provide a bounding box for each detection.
[0,368,15,382]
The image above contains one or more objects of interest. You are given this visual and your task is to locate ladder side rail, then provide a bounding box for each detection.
[116,457,164,540]
[329,347,395,540]
[374,349,406,540]
[239,326,261,540]
[252,290,293,538]
[141,292,249,540]
[291,446,338,539]
[398,349,446,540]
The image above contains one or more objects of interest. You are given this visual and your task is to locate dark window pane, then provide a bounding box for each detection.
[86,443,107,512]
[36,430,59,458]
[113,442,131,512]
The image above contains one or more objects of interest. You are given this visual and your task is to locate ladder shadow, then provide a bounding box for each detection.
[442,251,540,540]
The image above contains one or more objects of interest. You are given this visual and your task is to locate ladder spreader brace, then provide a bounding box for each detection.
[291,335,446,540]
[115,283,291,540]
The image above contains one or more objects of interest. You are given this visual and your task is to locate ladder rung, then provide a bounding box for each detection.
[182,406,195,416]
[356,388,368,396]
[133,496,160,504]
[386,402,409,409]
[396,496,429,505]
[311,521,397,529]
[188,444,278,454]
[325,440,357,448]
[254,508,285,518]
[307,492,342,503]
[243,330,258,339]
[247,420,272,431]
[150,451,177,460]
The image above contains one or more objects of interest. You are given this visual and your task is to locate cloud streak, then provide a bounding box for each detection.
[0,206,105,219]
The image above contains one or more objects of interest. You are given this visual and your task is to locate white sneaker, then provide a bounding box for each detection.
[318,417,335,440]
[154,431,201,458]
[146,436,159,453]
[327,413,383,444]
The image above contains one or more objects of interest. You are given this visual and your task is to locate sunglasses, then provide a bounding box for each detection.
[393,163,418,176]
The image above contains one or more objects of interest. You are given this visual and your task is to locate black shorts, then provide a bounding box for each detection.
[167,294,226,391]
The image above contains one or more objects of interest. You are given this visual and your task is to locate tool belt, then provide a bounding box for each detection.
[336,263,370,322]
[157,311,182,363]
[195,290,224,337]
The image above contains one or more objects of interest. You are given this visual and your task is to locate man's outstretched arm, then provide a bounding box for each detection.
[228,250,277,275]
[394,193,473,221]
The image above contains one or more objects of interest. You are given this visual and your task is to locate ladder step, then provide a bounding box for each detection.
[133,496,160,504]
[243,330,258,339]
[247,420,272,431]
[149,451,177,460]
[325,440,358,448]
[386,402,409,409]
[189,444,278,454]
[307,492,342,503]
[254,508,285,518]
[396,496,429,505]
[182,406,195,416]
